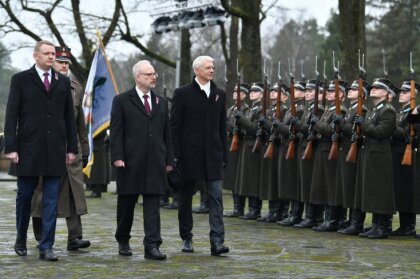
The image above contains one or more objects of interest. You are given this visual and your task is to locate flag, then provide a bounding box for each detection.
[82,46,118,177]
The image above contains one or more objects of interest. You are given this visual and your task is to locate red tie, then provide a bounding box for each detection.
[143,95,152,114]
[43,72,50,91]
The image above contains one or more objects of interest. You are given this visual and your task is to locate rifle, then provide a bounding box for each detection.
[253,58,268,153]
[302,56,320,160]
[401,52,416,165]
[264,62,282,159]
[346,50,366,163]
[328,51,341,160]
[229,59,241,152]
[322,61,327,108]
[285,58,297,160]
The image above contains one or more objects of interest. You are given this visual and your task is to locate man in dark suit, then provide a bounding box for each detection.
[170,56,229,256]
[4,40,78,261]
[110,60,173,260]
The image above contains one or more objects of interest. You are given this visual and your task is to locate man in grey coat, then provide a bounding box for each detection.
[111,60,173,260]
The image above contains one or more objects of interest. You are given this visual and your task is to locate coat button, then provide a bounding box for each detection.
[47,130,51,134]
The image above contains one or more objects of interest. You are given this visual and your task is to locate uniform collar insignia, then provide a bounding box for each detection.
[329,105,336,111]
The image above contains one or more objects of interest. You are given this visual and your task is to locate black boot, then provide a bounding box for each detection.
[224,194,245,218]
[359,213,379,238]
[242,197,261,220]
[338,207,349,229]
[368,214,392,239]
[295,204,322,228]
[160,194,169,207]
[313,206,340,232]
[265,200,282,223]
[278,200,290,222]
[257,208,273,222]
[86,184,102,198]
[391,212,416,236]
[277,201,303,226]
[193,190,209,214]
[164,192,179,209]
[338,209,366,235]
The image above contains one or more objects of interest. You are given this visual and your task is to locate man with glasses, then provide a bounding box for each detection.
[111,60,173,260]
[170,56,229,256]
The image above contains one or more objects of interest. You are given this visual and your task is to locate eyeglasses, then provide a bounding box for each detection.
[139,72,159,78]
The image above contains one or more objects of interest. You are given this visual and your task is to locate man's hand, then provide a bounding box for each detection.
[114,160,125,168]
[166,165,173,172]
[66,153,76,165]
[6,152,19,164]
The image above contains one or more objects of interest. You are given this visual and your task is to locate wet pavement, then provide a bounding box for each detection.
[0,178,419,278]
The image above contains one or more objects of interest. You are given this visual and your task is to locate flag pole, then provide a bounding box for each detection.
[96,29,119,95]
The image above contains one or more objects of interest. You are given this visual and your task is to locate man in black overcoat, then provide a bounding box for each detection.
[4,40,78,261]
[170,56,229,256]
[110,60,173,260]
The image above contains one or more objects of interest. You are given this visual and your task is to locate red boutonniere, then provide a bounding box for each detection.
[156,96,159,104]
[215,94,219,102]
[54,73,59,80]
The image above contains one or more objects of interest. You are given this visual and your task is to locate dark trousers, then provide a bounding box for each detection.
[179,180,225,244]
[16,176,60,251]
[115,194,162,247]
[33,186,83,242]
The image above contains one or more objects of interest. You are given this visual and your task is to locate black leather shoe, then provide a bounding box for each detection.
[241,210,261,220]
[118,243,132,256]
[224,209,244,218]
[14,241,27,256]
[86,191,101,198]
[390,227,416,236]
[193,205,209,214]
[337,224,364,235]
[211,243,229,256]
[359,227,377,238]
[182,239,194,253]
[257,212,271,222]
[145,247,167,260]
[39,249,58,261]
[294,218,318,229]
[313,221,339,232]
[67,238,91,251]
[164,201,179,209]
[277,216,302,226]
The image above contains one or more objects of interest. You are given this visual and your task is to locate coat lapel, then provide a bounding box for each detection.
[48,69,59,93]
[29,66,48,94]
[149,91,161,119]
[129,88,148,116]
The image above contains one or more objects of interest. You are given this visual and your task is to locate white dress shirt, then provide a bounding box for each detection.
[195,77,211,98]
[35,65,52,83]
[135,86,152,110]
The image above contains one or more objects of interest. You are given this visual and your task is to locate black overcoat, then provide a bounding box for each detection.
[4,66,78,176]
[110,88,173,195]
[170,79,227,181]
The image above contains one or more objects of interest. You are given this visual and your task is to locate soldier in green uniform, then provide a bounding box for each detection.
[277,81,306,226]
[390,81,419,236]
[234,83,264,220]
[337,80,370,235]
[355,78,397,239]
[310,80,348,232]
[224,83,250,218]
[294,80,325,228]
[257,83,289,223]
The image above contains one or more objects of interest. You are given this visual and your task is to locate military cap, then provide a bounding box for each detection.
[271,83,290,96]
[250,82,264,92]
[234,83,250,94]
[349,80,371,97]
[399,81,420,94]
[294,81,306,91]
[326,80,348,93]
[305,79,318,90]
[55,46,71,62]
[371,78,398,97]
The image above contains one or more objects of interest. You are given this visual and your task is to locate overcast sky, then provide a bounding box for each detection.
[7,0,338,70]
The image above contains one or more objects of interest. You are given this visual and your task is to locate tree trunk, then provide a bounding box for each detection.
[338,0,366,81]
[180,29,192,86]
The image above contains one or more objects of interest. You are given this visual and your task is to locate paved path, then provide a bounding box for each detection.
[0,179,419,278]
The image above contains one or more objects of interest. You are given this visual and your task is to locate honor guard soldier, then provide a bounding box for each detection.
[355,78,397,239]
[258,83,290,223]
[337,80,370,235]
[310,80,348,232]
[224,83,250,218]
[390,81,420,236]
[234,83,264,220]
[294,80,325,228]
[277,80,306,226]
[406,103,420,239]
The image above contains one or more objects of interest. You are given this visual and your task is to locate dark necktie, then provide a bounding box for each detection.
[43,72,50,91]
[143,95,152,114]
